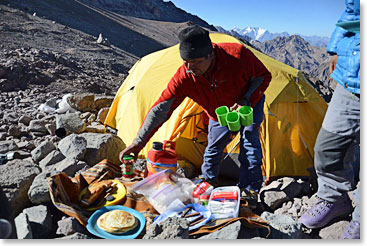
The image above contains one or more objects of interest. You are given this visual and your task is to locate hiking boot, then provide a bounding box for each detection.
[240,189,259,209]
[340,221,360,239]
[299,198,353,229]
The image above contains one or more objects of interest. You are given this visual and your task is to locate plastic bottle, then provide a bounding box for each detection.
[146,140,178,176]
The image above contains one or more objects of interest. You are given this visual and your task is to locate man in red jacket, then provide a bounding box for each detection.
[120,25,272,207]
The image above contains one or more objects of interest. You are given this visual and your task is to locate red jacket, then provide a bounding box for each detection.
[133,43,272,147]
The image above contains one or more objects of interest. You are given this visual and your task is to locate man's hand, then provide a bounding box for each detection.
[230,103,242,112]
[119,143,143,162]
[329,55,338,74]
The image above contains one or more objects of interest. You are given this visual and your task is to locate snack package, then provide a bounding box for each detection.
[132,170,196,214]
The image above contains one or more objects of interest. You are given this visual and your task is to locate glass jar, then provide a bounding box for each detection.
[121,155,134,178]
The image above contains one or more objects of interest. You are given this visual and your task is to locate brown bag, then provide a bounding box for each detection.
[48,159,159,226]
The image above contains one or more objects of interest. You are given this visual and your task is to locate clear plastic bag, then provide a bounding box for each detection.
[131,170,196,214]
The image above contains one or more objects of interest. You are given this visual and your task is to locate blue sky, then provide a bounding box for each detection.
[169,0,346,37]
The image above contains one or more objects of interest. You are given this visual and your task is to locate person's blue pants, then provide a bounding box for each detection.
[201,95,265,192]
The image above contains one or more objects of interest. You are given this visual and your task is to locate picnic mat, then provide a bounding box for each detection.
[48,159,158,227]
[48,159,269,237]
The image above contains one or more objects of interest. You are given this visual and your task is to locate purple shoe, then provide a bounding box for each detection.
[299,198,353,229]
[340,221,360,239]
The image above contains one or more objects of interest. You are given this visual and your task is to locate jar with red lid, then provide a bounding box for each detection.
[121,155,135,178]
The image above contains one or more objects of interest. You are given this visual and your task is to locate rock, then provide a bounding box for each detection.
[84,125,106,133]
[8,125,22,138]
[10,150,31,159]
[319,220,349,239]
[14,212,33,239]
[199,221,242,239]
[53,159,89,177]
[55,113,86,134]
[39,150,66,171]
[280,177,305,199]
[3,112,18,123]
[56,216,88,236]
[68,94,95,112]
[143,217,189,239]
[0,132,7,140]
[28,119,48,134]
[96,33,104,44]
[0,159,41,218]
[28,173,51,204]
[80,133,125,166]
[45,123,56,135]
[94,95,114,110]
[261,212,302,239]
[18,115,32,126]
[263,190,289,211]
[23,205,53,238]
[0,140,19,154]
[31,141,56,163]
[86,113,96,124]
[57,134,87,161]
[58,232,93,239]
[96,107,109,124]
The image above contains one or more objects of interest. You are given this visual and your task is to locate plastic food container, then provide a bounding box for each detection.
[208,186,240,220]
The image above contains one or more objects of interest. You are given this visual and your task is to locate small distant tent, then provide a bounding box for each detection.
[104,32,327,180]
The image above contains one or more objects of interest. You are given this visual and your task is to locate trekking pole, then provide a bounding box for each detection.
[223,140,240,160]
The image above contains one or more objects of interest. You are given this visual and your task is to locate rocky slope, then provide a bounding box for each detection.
[0,0,357,240]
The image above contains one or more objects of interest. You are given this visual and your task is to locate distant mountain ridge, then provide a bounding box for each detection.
[222,26,329,48]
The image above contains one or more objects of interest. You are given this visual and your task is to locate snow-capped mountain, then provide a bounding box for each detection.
[228,27,329,47]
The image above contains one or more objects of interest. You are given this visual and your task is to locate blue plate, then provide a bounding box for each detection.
[86,205,146,239]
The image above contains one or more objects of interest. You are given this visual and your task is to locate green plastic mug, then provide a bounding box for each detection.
[239,106,253,126]
[215,106,229,126]
[226,112,241,131]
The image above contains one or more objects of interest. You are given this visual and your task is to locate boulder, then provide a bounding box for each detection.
[0,140,18,154]
[143,217,189,239]
[58,134,87,161]
[28,173,52,204]
[261,212,302,239]
[55,113,86,134]
[68,93,95,112]
[53,159,89,177]
[28,119,48,134]
[80,133,125,166]
[14,212,33,239]
[23,205,53,238]
[56,216,89,236]
[199,221,241,239]
[319,220,349,239]
[31,141,56,163]
[39,150,66,171]
[0,159,41,218]
[7,125,22,138]
[18,115,32,126]
[263,190,289,211]
[96,107,109,124]
[94,95,114,110]
[84,125,106,133]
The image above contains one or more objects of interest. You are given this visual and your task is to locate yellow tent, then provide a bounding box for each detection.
[105,32,328,180]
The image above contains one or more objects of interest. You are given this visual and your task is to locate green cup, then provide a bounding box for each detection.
[226,112,241,131]
[239,106,253,126]
[215,106,229,126]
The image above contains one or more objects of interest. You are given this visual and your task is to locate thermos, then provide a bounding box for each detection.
[146,140,178,176]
